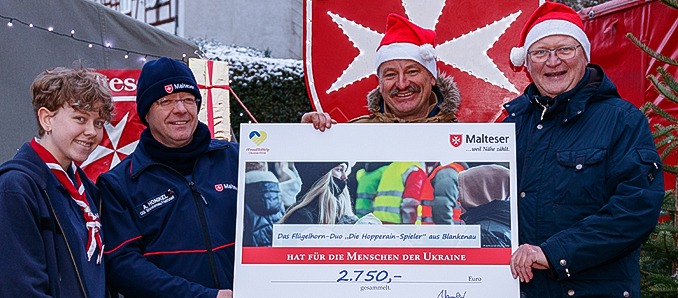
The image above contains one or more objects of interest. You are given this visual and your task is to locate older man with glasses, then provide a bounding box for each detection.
[503,3,664,298]
[98,57,237,298]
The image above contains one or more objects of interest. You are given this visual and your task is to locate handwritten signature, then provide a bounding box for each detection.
[437,289,467,298]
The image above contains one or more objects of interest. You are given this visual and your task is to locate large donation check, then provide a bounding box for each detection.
[234,123,519,298]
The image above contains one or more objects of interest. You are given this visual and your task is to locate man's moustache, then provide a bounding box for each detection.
[389,84,421,97]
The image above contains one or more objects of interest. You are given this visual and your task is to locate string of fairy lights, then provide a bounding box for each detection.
[0,13,189,62]
[0,12,260,124]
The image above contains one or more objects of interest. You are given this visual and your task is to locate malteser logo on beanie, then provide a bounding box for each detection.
[164,83,196,94]
[135,57,203,126]
[173,83,197,91]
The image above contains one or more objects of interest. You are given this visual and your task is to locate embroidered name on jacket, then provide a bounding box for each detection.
[136,189,176,218]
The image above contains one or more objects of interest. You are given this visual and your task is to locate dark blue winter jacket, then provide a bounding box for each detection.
[97,139,238,298]
[503,64,664,298]
[0,142,106,298]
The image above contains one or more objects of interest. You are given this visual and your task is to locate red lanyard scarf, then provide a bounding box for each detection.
[30,139,104,264]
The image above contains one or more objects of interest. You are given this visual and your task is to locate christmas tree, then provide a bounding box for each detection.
[627,0,678,296]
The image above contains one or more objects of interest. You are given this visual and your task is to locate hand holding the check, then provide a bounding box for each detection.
[301,111,336,131]
[510,244,549,283]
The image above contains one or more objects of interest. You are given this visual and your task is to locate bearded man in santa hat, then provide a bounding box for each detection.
[505,2,663,297]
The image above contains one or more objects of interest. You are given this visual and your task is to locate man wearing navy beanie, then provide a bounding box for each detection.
[98,57,238,298]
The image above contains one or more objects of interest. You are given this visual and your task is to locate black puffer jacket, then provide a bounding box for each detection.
[243,170,283,247]
[460,200,510,248]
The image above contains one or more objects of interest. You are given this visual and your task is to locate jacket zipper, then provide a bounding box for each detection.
[134,152,225,289]
[44,190,89,298]
[188,181,221,289]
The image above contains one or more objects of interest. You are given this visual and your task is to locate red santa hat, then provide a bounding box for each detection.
[510,2,590,67]
[375,14,437,79]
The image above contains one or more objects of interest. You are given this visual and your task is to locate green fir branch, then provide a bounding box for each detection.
[663,191,676,210]
[649,284,678,294]
[654,223,678,234]
[661,231,674,253]
[658,67,678,95]
[661,207,678,213]
[631,6,678,291]
[639,256,654,264]
[660,0,678,10]
[645,273,678,287]
[656,225,677,237]
[646,271,678,282]
[655,136,678,152]
[650,75,678,104]
[652,124,678,139]
[660,141,678,160]
[643,102,678,124]
[627,33,678,66]
[655,135,677,149]
[662,164,678,174]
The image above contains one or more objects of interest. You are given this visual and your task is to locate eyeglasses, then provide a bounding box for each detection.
[528,45,581,63]
[154,97,200,107]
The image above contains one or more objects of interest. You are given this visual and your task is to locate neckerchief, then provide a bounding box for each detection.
[30,139,104,264]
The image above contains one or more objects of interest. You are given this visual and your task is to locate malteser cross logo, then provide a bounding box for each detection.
[450,134,463,147]
[164,84,173,93]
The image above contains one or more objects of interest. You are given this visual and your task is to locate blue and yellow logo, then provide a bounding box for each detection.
[249,131,267,146]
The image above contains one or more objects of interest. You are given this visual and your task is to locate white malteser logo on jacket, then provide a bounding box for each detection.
[215,183,237,192]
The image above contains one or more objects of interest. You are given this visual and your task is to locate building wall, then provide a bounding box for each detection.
[183,0,302,59]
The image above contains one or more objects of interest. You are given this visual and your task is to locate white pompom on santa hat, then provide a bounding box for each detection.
[375,14,438,79]
[510,2,591,67]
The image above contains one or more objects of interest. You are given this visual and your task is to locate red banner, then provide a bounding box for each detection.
[81,69,144,181]
[242,247,511,265]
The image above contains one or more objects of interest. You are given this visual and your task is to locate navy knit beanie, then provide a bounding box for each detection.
[136,57,202,126]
